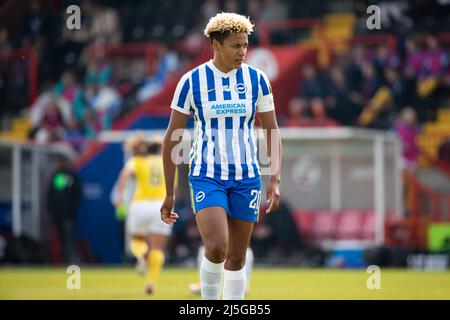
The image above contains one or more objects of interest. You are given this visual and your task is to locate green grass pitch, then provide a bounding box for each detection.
[1,267,449,300]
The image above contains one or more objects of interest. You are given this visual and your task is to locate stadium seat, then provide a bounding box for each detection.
[361,210,375,240]
[292,210,315,239]
[310,210,338,240]
[335,209,364,239]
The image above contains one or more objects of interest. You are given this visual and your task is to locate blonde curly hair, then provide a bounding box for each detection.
[124,133,148,156]
[203,12,254,40]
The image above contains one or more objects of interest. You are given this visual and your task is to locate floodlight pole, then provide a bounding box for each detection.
[12,145,22,237]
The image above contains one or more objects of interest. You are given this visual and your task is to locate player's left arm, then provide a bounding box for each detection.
[258,110,281,214]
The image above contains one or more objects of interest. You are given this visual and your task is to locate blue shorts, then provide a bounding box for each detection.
[189,176,262,222]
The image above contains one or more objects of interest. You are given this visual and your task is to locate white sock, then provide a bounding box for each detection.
[245,247,254,289]
[197,245,205,278]
[200,256,224,300]
[222,267,246,300]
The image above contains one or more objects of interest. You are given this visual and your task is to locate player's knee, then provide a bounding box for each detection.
[226,256,245,270]
[205,241,227,262]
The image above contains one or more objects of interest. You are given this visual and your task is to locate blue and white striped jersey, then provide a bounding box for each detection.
[171,60,275,181]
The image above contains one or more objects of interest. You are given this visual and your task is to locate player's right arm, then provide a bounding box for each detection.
[160,109,189,224]
[114,162,133,208]
[161,72,192,224]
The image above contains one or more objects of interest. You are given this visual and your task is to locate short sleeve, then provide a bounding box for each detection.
[257,71,275,113]
[170,73,192,115]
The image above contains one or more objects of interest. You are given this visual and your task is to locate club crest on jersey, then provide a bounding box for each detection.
[234,83,247,94]
[196,191,205,202]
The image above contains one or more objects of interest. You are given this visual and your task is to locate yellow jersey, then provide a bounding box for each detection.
[125,155,166,202]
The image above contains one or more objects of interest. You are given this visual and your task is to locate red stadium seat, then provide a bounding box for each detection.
[310,210,338,240]
[361,210,375,240]
[335,209,364,239]
[292,210,315,239]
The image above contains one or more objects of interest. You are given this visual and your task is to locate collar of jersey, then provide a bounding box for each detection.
[207,60,240,77]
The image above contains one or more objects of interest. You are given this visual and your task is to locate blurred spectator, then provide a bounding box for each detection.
[62,118,87,153]
[80,103,97,138]
[325,67,361,126]
[299,63,323,100]
[385,67,407,112]
[259,0,289,44]
[283,97,339,128]
[347,45,367,87]
[82,0,121,45]
[34,98,65,144]
[84,82,122,132]
[47,154,82,264]
[392,107,420,171]
[360,66,407,129]
[403,36,423,79]
[373,44,400,83]
[308,98,339,127]
[416,34,449,121]
[402,36,422,116]
[56,70,80,103]
[358,85,392,128]
[421,35,448,77]
[283,97,308,127]
[29,86,72,139]
[137,44,180,103]
[54,70,85,127]
[360,62,380,101]
[84,51,113,86]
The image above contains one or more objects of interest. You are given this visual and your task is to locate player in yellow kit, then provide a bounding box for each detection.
[114,133,171,295]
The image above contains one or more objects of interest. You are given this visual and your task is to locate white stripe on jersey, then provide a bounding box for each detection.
[188,74,202,177]
[243,114,255,178]
[228,72,243,180]
[232,116,243,180]
[218,117,228,180]
[250,117,261,176]
[205,119,215,178]
[196,65,214,179]
[243,65,257,178]
[192,121,203,176]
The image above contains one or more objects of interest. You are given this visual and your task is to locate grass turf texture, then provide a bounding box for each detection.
[1,267,449,300]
